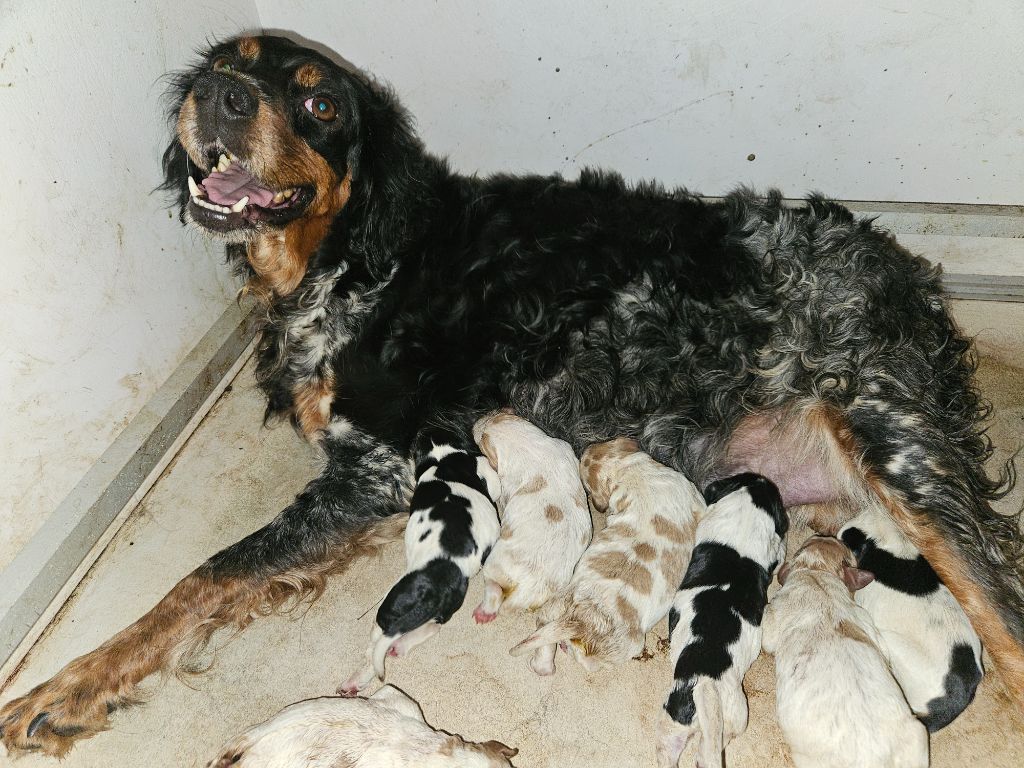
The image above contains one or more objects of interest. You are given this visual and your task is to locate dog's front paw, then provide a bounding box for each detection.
[0,671,121,757]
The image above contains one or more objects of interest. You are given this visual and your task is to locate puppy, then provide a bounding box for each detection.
[762,536,929,768]
[340,439,500,694]
[510,438,702,671]
[207,685,518,767]
[656,473,788,768]
[839,504,983,731]
[470,412,592,664]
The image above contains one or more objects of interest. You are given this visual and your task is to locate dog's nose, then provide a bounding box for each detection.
[221,81,256,118]
[192,72,257,121]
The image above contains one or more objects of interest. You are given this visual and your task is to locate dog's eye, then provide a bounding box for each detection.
[304,96,337,122]
[212,55,235,72]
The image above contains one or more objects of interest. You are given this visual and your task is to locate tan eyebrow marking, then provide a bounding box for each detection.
[295,63,323,88]
[238,37,261,60]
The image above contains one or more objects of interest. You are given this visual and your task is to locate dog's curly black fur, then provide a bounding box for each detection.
[2,33,1021,757]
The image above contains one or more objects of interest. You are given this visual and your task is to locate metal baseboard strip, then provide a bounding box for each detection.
[0,299,259,682]
[942,273,1024,302]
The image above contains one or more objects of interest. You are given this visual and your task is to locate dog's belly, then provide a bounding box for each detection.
[718,411,841,508]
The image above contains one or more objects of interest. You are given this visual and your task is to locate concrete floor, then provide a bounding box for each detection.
[3,299,1024,767]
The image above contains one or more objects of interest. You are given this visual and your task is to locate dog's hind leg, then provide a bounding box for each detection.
[0,426,410,757]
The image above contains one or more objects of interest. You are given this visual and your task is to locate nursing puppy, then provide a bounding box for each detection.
[656,474,787,768]
[510,438,702,671]
[339,438,500,694]
[207,685,518,767]
[839,504,983,731]
[472,411,593,673]
[763,536,929,768]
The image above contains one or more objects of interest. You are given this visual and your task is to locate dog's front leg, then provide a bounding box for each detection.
[0,423,411,757]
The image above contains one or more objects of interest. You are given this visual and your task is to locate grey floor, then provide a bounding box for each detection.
[2,299,1024,767]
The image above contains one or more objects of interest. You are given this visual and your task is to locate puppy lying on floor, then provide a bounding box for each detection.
[472,411,593,674]
[656,473,787,768]
[839,503,983,731]
[510,438,703,671]
[207,685,518,767]
[763,536,929,768]
[340,437,501,694]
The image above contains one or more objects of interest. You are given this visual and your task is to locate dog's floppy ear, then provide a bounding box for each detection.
[842,565,874,592]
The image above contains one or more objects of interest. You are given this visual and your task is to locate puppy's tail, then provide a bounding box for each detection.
[694,678,724,768]
[509,620,573,657]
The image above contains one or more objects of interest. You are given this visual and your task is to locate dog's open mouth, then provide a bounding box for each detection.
[187,150,312,232]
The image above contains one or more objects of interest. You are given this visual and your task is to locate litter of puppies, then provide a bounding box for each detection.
[214,412,984,767]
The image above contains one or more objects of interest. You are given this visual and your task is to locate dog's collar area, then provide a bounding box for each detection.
[187,151,312,231]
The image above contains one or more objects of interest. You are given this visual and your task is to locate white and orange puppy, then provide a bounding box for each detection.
[206,685,518,768]
[762,536,929,768]
[510,438,703,672]
[656,473,788,768]
[470,412,592,631]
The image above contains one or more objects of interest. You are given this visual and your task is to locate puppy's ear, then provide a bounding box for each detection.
[777,562,792,586]
[480,740,519,759]
[842,565,874,592]
[477,431,500,471]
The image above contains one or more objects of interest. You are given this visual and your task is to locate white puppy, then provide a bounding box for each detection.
[839,503,983,730]
[656,473,788,768]
[340,437,500,694]
[510,438,703,671]
[762,536,928,768]
[471,411,592,673]
[206,685,518,767]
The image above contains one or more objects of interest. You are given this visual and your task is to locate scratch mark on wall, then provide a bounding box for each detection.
[572,90,734,162]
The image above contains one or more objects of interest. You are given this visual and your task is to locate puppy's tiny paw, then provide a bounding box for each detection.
[473,606,497,624]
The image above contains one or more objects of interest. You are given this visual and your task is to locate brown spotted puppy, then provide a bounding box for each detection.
[762,536,928,768]
[510,438,703,671]
[472,412,593,673]
[206,685,518,767]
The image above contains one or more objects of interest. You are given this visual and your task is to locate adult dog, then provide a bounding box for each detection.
[2,34,1021,756]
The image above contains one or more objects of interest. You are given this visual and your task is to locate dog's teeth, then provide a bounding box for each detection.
[226,151,235,161]
[230,196,249,213]
[187,177,203,197]
[283,188,294,199]
[194,197,231,214]
[217,153,230,172]
[272,191,285,204]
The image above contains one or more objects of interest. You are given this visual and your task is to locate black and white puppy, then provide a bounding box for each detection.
[339,438,500,694]
[656,473,787,768]
[839,504,983,731]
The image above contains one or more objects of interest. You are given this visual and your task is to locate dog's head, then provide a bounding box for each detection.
[163,35,418,295]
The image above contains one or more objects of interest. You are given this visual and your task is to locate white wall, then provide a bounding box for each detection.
[0,1,260,570]
[259,0,1023,205]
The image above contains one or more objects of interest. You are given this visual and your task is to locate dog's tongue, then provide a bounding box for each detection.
[202,164,276,207]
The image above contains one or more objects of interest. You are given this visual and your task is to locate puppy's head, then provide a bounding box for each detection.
[778,535,874,593]
[473,408,521,471]
[579,437,641,511]
[162,35,413,295]
[703,472,789,538]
